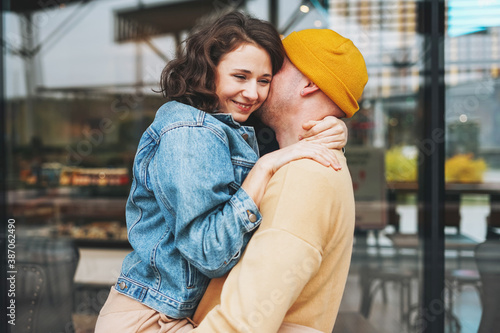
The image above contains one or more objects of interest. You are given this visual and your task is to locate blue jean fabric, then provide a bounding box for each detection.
[116,101,262,318]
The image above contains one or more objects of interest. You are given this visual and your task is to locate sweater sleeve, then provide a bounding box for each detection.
[193,229,322,333]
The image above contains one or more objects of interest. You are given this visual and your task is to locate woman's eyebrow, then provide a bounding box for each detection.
[233,68,271,76]
[233,68,252,73]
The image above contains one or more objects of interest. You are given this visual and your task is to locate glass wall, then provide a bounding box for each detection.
[2,1,499,332]
[330,1,500,333]
[443,2,500,332]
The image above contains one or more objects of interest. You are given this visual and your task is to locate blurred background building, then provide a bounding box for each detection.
[2,1,500,332]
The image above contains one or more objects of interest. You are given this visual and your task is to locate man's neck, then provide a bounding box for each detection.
[274,114,307,148]
[275,130,300,148]
[273,100,321,148]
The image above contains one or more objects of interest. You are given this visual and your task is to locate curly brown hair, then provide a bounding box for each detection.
[159,11,285,113]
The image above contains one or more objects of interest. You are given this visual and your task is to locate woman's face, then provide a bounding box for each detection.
[215,42,272,123]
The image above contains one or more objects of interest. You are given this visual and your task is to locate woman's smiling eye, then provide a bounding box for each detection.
[232,73,271,85]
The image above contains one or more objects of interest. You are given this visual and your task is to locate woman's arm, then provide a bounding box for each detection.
[241,140,339,207]
[242,116,348,207]
[152,126,262,278]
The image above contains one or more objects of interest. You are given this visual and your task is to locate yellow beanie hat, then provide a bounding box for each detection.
[282,29,368,118]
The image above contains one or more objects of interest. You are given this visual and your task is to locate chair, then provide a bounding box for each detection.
[444,268,482,333]
[485,194,500,239]
[359,265,414,329]
[12,237,80,333]
[475,240,500,333]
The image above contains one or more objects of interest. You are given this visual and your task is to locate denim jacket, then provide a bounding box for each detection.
[116,101,263,318]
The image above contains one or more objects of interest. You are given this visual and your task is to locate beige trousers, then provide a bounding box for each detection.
[94,288,195,333]
[95,288,322,333]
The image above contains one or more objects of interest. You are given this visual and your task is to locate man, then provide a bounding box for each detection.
[191,28,368,333]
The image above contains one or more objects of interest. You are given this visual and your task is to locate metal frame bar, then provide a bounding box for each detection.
[269,0,278,27]
[418,0,446,332]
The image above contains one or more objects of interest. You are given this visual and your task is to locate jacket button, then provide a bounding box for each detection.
[242,133,249,140]
[119,282,127,290]
[247,210,258,223]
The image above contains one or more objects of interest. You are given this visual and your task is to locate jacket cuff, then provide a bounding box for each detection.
[230,187,262,232]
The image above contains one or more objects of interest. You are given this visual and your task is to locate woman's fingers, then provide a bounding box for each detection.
[264,141,343,176]
[299,116,348,149]
[302,130,346,149]
[317,146,342,170]
[301,120,319,132]
[327,150,342,170]
[300,116,342,139]
[291,141,341,170]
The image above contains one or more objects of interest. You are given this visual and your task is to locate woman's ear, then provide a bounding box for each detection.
[300,81,320,96]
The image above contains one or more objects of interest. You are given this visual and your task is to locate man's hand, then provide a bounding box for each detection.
[299,116,348,150]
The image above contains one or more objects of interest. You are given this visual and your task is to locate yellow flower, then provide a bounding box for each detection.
[445,154,487,183]
[385,147,417,182]
[385,148,488,183]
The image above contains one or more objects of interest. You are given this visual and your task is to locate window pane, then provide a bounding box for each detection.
[444,1,500,332]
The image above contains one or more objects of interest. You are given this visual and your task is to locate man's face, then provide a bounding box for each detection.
[257,58,300,128]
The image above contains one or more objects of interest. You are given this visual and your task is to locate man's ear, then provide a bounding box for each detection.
[300,81,320,96]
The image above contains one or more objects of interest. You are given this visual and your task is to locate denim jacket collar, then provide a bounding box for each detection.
[211,112,242,128]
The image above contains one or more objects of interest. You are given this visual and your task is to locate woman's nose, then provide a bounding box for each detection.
[241,82,258,100]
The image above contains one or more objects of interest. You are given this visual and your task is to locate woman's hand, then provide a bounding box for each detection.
[260,140,341,173]
[299,116,348,150]
[241,141,341,207]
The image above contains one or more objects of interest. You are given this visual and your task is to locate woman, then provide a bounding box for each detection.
[95,11,346,332]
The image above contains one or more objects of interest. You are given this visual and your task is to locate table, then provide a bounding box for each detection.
[386,233,478,250]
[387,182,500,237]
[382,232,481,332]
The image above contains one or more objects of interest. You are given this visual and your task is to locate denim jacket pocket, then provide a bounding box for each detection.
[183,260,210,302]
[184,260,197,289]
